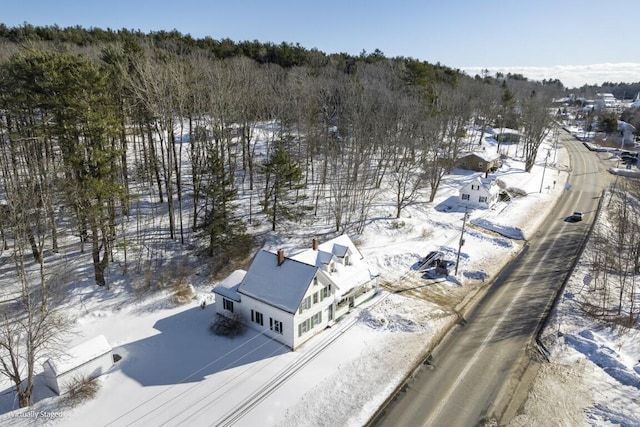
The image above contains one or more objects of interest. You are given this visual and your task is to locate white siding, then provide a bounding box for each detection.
[235,295,296,349]
[43,348,113,395]
[292,274,335,349]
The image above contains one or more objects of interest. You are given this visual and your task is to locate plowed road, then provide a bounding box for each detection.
[373,130,614,426]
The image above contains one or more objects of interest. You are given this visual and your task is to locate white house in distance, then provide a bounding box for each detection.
[213,235,379,350]
[42,335,114,395]
[594,92,618,110]
[617,120,637,146]
[459,176,500,209]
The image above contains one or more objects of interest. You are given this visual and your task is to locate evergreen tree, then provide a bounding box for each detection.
[1,49,123,287]
[262,139,308,231]
[599,111,619,134]
[200,147,249,268]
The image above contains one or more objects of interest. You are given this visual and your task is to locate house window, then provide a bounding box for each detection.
[471,184,479,190]
[251,310,263,326]
[322,285,331,298]
[222,298,234,313]
[298,318,313,337]
[297,311,324,337]
[270,318,283,335]
[462,194,470,201]
[299,295,311,313]
[313,292,319,304]
[313,276,318,286]
[345,255,350,265]
[478,162,484,169]
[479,196,487,203]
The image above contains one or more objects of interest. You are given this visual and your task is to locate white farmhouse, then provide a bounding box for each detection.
[42,335,114,395]
[213,235,378,350]
[459,176,499,209]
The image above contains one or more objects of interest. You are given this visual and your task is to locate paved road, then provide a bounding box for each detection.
[374,130,613,427]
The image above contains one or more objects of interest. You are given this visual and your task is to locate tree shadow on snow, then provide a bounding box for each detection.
[564,332,640,390]
[0,374,58,416]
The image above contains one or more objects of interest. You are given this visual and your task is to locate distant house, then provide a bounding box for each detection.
[492,128,522,143]
[459,176,500,209]
[43,335,114,395]
[595,92,617,110]
[213,235,378,350]
[456,152,500,173]
[618,120,637,146]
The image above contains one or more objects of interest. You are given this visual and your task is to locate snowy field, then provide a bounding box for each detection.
[1,129,639,427]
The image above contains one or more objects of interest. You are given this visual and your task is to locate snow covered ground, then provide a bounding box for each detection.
[1,129,638,426]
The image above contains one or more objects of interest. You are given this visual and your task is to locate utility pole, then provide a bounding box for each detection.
[455,206,468,275]
[539,149,550,193]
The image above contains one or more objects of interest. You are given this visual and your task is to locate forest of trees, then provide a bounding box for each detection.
[0,24,566,279]
[583,180,640,327]
[0,24,576,406]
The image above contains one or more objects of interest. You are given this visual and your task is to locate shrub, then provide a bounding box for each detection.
[422,227,433,239]
[64,375,100,406]
[210,313,244,337]
[172,280,194,304]
[390,220,405,229]
[506,187,527,198]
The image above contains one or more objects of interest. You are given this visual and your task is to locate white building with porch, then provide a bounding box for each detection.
[213,235,378,350]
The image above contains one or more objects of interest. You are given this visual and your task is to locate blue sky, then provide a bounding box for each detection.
[3,0,640,87]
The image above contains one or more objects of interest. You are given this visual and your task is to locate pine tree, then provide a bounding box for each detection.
[1,49,124,287]
[200,147,249,268]
[262,139,308,231]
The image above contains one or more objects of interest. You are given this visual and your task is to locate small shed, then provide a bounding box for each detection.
[42,335,113,395]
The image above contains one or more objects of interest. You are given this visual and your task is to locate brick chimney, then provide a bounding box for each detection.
[277,249,285,266]
[312,238,318,251]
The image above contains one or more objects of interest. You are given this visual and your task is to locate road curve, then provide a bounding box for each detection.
[373,130,613,427]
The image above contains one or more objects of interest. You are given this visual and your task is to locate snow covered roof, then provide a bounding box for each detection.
[618,120,637,132]
[490,127,521,135]
[238,250,318,313]
[315,235,378,297]
[233,235,378,312]
[322,256,378,299]
[461,176,500,195]
[45,335,112,377]
[292,248,335,266]
[459,151,499,162]
[212,269,246,302]
[318,234,362,260]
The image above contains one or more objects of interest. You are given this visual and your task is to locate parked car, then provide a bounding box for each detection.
[570,211,583,222]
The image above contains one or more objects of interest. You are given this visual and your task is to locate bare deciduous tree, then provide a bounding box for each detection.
[520,93,553,172]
